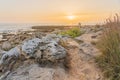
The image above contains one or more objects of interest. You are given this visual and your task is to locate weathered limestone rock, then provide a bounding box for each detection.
[6,64,55,80]
[2,41,12,51]
[22,38,42,57]
[0,34,67,66]
[34,50,42,62]
[33,32,45,39]
[42,41,66,61]
[42,34,62,43]
[0,46,21,65]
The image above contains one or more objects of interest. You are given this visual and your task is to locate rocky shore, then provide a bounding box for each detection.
[0,25,105,80]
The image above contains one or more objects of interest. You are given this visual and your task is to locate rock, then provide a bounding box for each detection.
[8,33,32,46]
[42,41,66,62]
[37,34,66,62]
[58,37,70,48]
[0,35,3,39]
[0,71,10,80]
[0,46,21,65]
[5,63,67,80]
[51,29,62,34]
[2,41,12,51]
[79,42,102,61]
[34,50,42,62]
[75,32,101,44]
[22,38,42,58]
[33,32,43,39]
[42,34,62,43]
[91,35,97,39]
[6,64,55,80]
[0,34,67,65]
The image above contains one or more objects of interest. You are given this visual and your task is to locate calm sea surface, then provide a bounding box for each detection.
[0,23,36,33]
[0,23,39,39]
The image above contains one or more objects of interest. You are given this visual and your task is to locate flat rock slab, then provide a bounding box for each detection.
[6,64,55,80]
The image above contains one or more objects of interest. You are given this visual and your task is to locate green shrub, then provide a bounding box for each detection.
[96,14,120,80]
[60,27,83,38]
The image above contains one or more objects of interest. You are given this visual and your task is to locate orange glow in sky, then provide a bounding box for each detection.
[0,0,120,24]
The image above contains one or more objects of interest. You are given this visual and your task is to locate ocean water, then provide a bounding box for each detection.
[0,23,37,40]
[0,23,36,33]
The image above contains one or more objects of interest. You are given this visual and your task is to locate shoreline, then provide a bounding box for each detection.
[0,24,103,43]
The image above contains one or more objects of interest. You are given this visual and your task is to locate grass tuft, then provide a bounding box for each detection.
[60,27,83,38]
[96,14,120,80]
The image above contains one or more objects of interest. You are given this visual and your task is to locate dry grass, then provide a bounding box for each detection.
[96,14,120,80]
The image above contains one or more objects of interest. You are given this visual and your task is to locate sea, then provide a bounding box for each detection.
[0,23,38,39]
[0,23,35,32]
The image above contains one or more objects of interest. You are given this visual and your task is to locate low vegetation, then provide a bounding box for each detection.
[60,27,83,38]
[96,14,120,80]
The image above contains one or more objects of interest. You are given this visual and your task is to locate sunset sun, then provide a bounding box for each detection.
[67,15,76,20]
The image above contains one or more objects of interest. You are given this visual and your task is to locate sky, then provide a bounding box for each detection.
[0,0,120,24]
